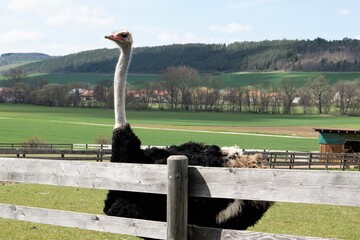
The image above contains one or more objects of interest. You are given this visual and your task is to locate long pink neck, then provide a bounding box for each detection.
[114,47,131,129]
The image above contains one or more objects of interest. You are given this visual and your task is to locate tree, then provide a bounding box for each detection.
[2,68,28,103]
[334,80,357,115]
[280,78,297,114]
[159,66,199,110]
[297,87,311,114]
[135,82,156,109]
[3,68,27,87]
[304,75,331,114]
[93,79,113,108]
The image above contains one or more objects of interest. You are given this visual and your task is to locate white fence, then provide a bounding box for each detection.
[1,157,360,239]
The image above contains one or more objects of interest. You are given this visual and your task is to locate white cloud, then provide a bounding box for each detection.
[0,29,46,44]
[207,23,253,33]
[158,33,179,42]
[7,0,113,28]
[338,8,350,15]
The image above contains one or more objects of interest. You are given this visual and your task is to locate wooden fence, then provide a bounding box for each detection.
[0,148,112,161]
[1,147,359,171]
[244,151,360,171]
[1,156,360,239]
[0,143,111,150]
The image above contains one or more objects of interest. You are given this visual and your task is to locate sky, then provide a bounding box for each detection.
[0,0,359,56]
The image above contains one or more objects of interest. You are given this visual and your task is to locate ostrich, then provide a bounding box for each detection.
[103,30,272,232]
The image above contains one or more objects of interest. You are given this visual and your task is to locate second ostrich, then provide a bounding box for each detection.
[103,30,272,232]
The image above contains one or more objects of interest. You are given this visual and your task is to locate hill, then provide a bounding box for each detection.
[0,52,52,65]
[19,38,360,74]
[0,53,53,73]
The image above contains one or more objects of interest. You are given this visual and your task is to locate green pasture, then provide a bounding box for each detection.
[24,73,160,85]
[0,183,359,240]
[0,104,359,151]
[0,104,360,239]
[0,73,160,86]
[218,71,360,87]
[2,71,360,87]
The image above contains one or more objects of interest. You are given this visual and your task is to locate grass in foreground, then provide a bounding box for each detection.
[0,183,359,240]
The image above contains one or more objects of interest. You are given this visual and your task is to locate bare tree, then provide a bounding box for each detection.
[297,87,311,114]
[2,68,28,103]
[334,80,358,115]
[136,82,156,109]
[280,78,297,114]
[3,68,27,87]
[94,79,113,108]
[304,75,331,114]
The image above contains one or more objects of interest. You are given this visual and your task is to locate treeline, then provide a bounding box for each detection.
[19,38,360,74]
[2,66,360,116]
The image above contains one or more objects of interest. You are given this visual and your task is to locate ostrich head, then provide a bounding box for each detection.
[105,30,133,48]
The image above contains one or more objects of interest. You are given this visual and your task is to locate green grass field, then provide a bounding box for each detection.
[0,73,161,86]
[0,104,360,239]
[2,71,360,87]
[218,71,360,87]
[1,104,359,151]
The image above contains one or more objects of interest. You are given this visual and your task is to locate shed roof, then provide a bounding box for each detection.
[313,128,360,134]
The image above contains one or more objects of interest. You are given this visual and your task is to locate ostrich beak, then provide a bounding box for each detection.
[105,34,124,42]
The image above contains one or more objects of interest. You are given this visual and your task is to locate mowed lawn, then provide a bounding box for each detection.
[0,104,360,239]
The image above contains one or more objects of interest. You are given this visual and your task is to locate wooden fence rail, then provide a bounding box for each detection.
[1,157,359,239]
[0,148,112,161]
[244,151,360,170]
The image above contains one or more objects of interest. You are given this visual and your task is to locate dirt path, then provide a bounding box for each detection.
[133,124,317,138]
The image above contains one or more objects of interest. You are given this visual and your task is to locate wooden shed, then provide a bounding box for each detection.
[314,128,360,153]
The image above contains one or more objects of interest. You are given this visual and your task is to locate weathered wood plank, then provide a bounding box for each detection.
[189,166,360,206]
[0,203,166,239]
[0,149,111,154]
[0,157,168,194]
[188,225,333,240]
[1,158,360,206]
[0,204,333,240]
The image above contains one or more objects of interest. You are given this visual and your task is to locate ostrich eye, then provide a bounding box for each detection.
[120,33,128,38]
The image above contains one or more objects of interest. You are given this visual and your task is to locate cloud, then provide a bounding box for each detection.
[207,23,253,33]
[158,33,179,42]
[338,8,350,15]
[0,29,46,44]
[7,0,114,28]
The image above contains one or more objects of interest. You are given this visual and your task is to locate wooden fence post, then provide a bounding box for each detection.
[167,155,188,240]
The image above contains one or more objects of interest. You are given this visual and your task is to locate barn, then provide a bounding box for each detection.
[314,128,360,153]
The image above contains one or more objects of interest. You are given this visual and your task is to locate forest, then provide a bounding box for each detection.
[17,38,360,74]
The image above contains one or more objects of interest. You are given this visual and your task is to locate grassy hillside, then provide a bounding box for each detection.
[219,71,360,87]
[17,38,360,73]
[2,71,360,87]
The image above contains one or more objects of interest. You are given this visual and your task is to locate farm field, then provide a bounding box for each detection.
[218,71,360,87]
[1,71,360,87]
[0,72,161,86]
[1,104,359,151]
[0,104,360,239]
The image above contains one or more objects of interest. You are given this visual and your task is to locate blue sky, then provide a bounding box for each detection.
[0,0,359,56]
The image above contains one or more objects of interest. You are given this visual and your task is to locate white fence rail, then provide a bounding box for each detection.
[1,157,359,239]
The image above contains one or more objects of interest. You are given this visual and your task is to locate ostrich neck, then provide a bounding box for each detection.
[114,47,131,129]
